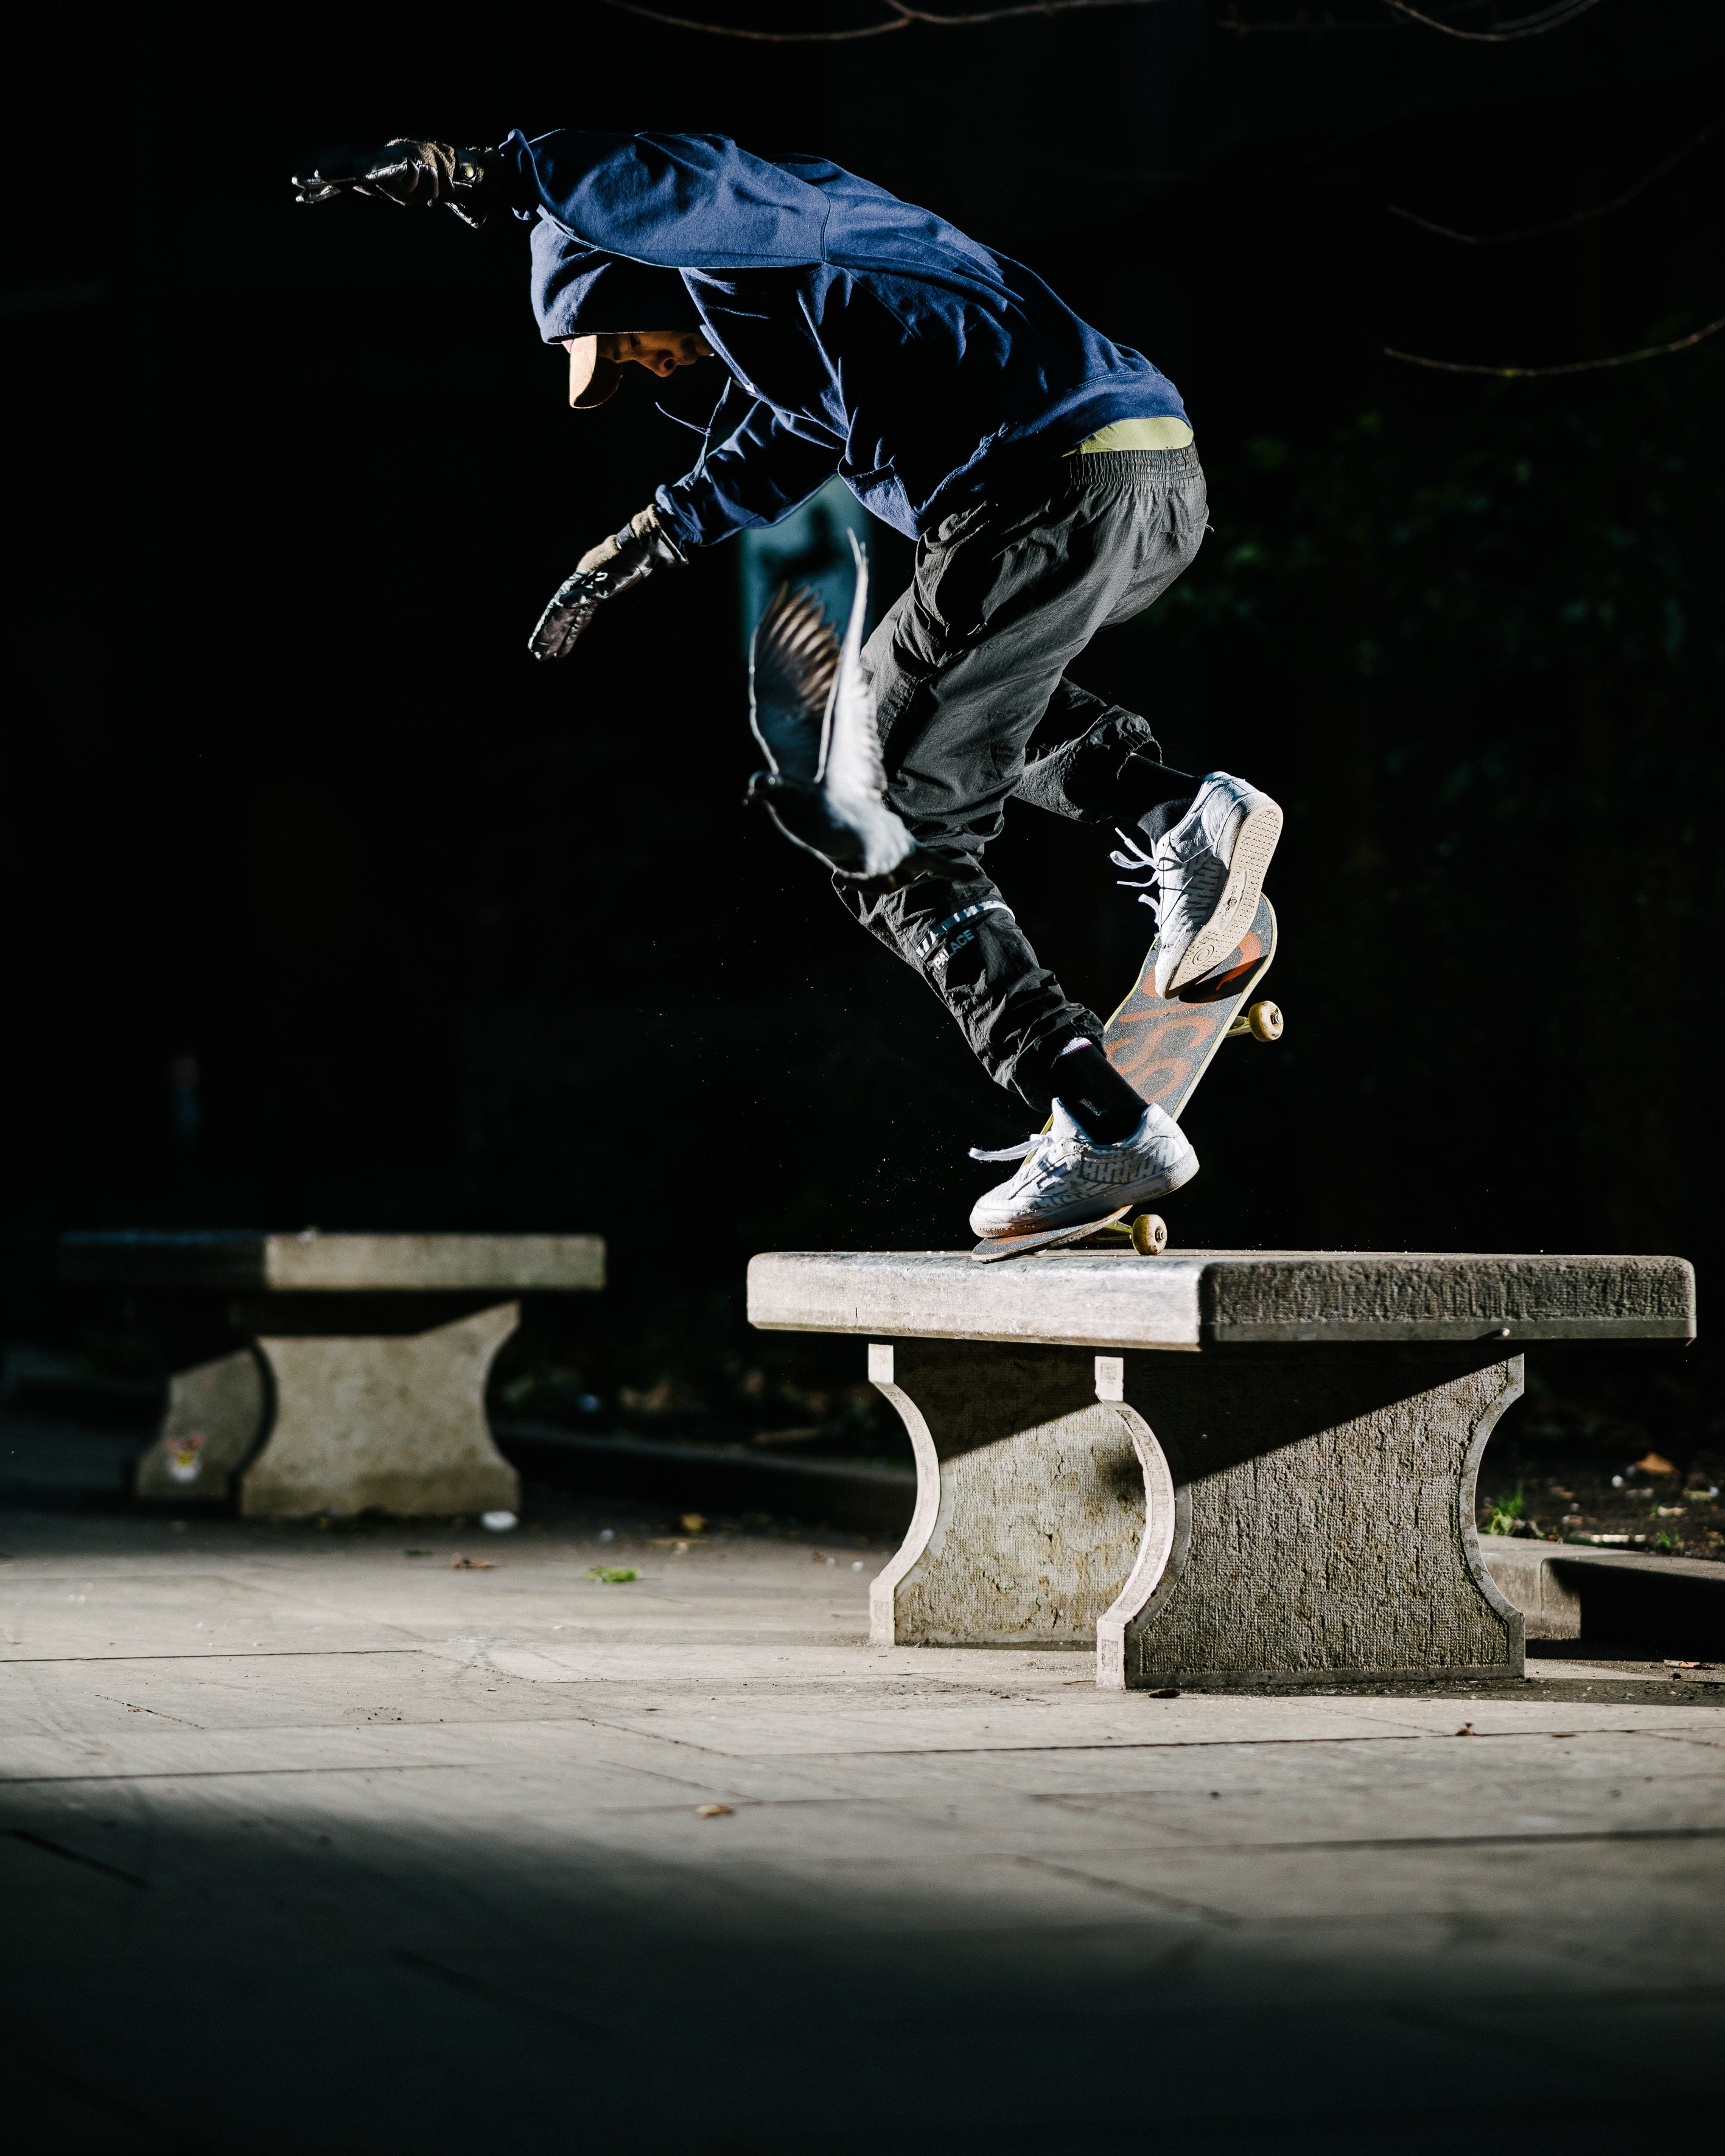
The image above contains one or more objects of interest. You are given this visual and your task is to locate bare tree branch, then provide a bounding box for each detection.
[1219,12,1391,29]
[1381,0,1609,41]
[1385,116,1725,246]
[598,1,906,38]
[600,1,1611,38]
[1384,315,1725,377]
[891,0,1177,19]
[595,0,1501,40]
[598,0,1182,38]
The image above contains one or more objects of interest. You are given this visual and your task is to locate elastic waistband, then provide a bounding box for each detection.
[1063,444,1203,483]
[925,441,1205,542]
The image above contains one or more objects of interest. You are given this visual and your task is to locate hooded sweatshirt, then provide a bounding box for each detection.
[509,129,1188,551]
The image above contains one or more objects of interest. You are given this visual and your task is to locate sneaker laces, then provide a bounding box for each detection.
[1110,828,1163,918]
[968,1136,1041,1163]
[968,1124,1090,1169]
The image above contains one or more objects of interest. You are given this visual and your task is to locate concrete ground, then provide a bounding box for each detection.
[3,1483,1723,2155]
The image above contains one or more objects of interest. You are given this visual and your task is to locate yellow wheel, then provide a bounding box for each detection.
[1131,1213,1168,1257]
[1247,999,1283,1042]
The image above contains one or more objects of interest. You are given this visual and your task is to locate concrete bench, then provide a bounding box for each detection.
[1483,1538,1725,1656]
[59,1232,604,1519]
[747,1249,1695,1689]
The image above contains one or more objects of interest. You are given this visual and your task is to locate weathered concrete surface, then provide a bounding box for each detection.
[1,1495,1721,2154]
[748,1248,1695,1349]
[1486,1540,1584,1638]
[867,1341,1141,1647]
[133,1348,266,1503]
[61,1229,605,1294]
[1486,1538,1725,1655]
[864,1339,1524,1684]
[61,1233,604,1517]
[758,1251,1692,1683]
[240,1303,520,1519]
[1099,1348,1524,1688]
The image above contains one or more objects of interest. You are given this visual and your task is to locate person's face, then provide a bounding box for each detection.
[576,329,714,377]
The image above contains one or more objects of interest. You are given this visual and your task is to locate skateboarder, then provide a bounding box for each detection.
[292,131,1282,1239]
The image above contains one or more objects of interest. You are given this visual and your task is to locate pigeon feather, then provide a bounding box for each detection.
[816,532,889,809]
[746,534,935,890]
[749,583,836,786]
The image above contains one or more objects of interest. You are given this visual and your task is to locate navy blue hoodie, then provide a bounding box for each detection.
[509,129,1187,551]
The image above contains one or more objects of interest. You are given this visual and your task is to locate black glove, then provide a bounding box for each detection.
[528,508,687,661]
[292,139,498,228]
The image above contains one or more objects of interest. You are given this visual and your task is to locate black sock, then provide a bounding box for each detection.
[1118,753,1197,837]
[1049,1039,1146,1143]
[1135,792,1195,848]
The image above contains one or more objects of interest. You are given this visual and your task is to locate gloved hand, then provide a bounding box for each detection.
[292,139,497,228]
[528,508,687,661]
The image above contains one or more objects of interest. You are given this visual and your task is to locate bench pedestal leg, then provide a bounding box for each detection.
[238,1302,521,1519]
[867,1341,1146,1647]
[1098,1347,1525,1689]
[869,1338,1525,1684]
[135,1348,268,1503]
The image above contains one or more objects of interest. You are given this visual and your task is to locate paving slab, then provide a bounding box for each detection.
[1,1496,1720,2154]
[0,1569,416,1658]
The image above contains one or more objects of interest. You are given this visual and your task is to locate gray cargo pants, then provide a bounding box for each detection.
[836,444,1207,1107]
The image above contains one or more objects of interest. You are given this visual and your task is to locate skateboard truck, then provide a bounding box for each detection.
[1225,999,1283,1042]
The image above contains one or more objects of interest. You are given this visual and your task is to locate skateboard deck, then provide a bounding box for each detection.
[970,895,1279,1263]
[1104,891,1278,1124]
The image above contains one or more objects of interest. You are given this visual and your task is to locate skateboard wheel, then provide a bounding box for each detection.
[1246,999,1283,1043]
[1131,1213,1168,1257]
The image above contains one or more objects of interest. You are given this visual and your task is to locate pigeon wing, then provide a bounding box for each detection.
[815,535,924,882]
[815,534,887,809]
[749,583,836,784]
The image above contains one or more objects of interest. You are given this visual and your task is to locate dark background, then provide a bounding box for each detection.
[4,0,1721,1467]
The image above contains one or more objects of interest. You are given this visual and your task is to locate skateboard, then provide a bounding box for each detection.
[969,894,1281,1263]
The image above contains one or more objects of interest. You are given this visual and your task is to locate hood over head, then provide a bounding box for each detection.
[530,213,701,408]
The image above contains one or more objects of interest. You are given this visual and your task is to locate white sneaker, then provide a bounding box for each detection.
[968,1102,1198,1241]
[1113,772,1282,997]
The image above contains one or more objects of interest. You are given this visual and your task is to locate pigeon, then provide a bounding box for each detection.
[746,533,936,890]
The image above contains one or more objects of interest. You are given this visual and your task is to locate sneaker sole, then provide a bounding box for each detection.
[971,1148,1200,1240]
[1162,798,1284,996]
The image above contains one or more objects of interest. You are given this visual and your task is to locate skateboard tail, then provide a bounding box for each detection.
[1161,799,1284,995]
[970,1205,1133,1264]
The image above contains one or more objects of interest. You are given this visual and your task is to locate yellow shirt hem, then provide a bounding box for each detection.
[1066,416,1194,455]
